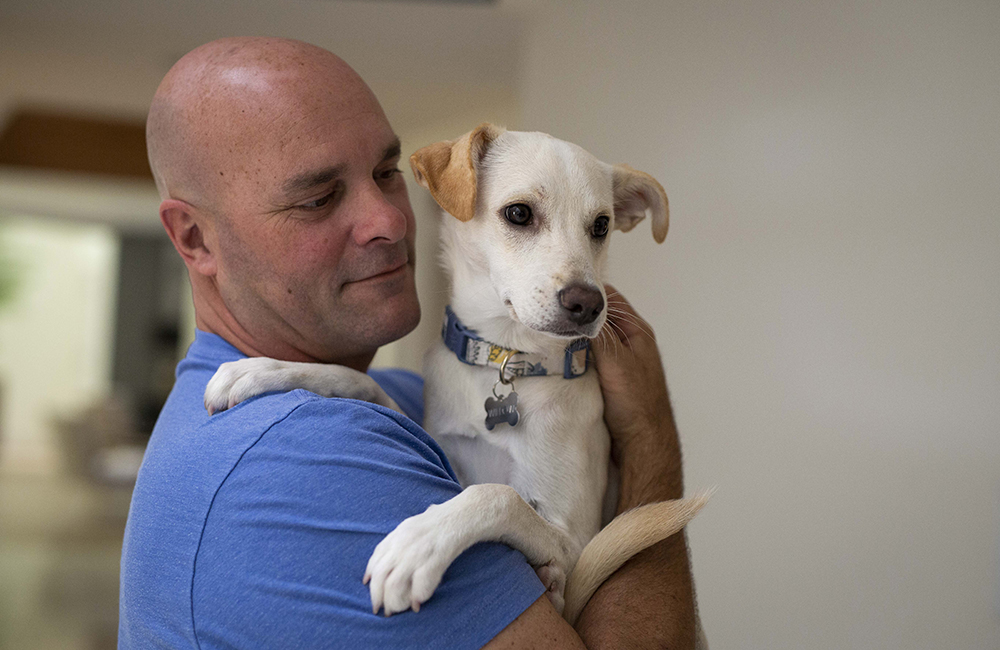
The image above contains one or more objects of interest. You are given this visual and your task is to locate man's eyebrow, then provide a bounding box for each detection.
[281,164,347,197]
[381,138,402,162]
[279,139,402,198]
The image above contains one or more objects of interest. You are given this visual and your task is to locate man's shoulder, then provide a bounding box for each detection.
[122,388,458,648]
[212,389,451,486]
[368,366,424,425]
[200,391,456,531]
[138,384,460,554]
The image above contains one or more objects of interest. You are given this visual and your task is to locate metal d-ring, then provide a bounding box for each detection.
[492,350,517,398]
[498,350,516,384]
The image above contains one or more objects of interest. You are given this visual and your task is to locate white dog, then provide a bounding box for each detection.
[205,124,710,635]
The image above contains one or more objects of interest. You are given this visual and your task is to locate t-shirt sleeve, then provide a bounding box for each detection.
[191,396,544,649]
[367,368,425,427]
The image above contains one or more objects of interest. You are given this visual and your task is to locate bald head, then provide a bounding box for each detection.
[147,37,379,208]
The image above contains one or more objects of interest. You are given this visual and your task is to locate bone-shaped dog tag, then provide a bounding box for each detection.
[484,390,520,430]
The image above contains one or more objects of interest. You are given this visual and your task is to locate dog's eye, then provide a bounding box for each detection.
[504,203,533,226]
[592,215,610,238]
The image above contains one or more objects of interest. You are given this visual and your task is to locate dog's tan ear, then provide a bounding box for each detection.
[409,123,504,222]
[612,164,669,244]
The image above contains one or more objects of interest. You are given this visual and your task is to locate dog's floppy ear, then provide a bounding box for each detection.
[409,123,504,222]
[612,164,669,243]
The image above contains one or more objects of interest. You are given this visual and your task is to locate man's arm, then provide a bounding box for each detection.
[576,287,696,648]
[485,287,697,649]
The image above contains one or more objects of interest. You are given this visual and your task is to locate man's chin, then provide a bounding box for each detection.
[352,289,421,348]
[329,267,419,351]
[378,300,421,346]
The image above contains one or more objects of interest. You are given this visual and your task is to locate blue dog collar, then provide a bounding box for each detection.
[442,306,590,379]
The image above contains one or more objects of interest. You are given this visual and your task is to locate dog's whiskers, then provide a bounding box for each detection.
[596,322,622,362]
[605,308,656,341]
[605,304,655,338]
[606,318,632,350]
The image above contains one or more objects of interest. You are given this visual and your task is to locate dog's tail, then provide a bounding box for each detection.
[562,488,715,626]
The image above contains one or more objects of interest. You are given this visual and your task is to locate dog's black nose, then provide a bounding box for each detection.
[558,284,605,326]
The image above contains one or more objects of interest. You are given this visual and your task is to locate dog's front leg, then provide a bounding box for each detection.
[365,483,577,616]
[204,358,402,415]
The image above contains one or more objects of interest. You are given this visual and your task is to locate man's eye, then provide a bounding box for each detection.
[377,167,402,181]
[300,191,335,210]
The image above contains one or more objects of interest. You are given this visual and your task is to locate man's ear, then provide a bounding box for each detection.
[612,164,669,243]
[159,199,217,276]
[409,123,505,222]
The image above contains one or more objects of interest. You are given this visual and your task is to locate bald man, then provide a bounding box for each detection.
[120,37,697,649]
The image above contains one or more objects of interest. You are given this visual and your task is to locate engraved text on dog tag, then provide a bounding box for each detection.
[484,391,520,430]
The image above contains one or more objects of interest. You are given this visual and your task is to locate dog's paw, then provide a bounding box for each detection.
[204,357,291,415]
[363,505,457,616]
[535,563,567,614]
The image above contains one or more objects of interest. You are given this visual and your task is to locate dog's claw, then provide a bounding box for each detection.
[363,505,455,618]
[534,563,567,614]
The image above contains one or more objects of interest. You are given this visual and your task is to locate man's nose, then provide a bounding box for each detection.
[351,183,409,245]
[558,284,605,326]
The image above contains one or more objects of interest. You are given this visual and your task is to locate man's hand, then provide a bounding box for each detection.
[593,285,683,502]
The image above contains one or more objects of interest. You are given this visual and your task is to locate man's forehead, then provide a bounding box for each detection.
[216,66,392,165]
[224,73,377,134]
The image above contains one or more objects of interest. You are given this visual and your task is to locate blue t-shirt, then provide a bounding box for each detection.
[119,331,543,649]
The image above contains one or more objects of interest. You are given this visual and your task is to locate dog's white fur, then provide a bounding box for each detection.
[205,125,709,638]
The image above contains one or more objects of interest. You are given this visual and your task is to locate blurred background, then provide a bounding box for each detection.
[0,0,997,648]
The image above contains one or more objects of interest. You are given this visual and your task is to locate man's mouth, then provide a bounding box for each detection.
[364,260,407,281]
[349,252,410,285]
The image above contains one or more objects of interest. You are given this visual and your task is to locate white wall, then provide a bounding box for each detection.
[520,1,1000,647]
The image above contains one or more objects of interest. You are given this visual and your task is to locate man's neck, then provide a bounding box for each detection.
[193,294,376,373]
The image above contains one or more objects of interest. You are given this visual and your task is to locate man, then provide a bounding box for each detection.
[120,37,696,649]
